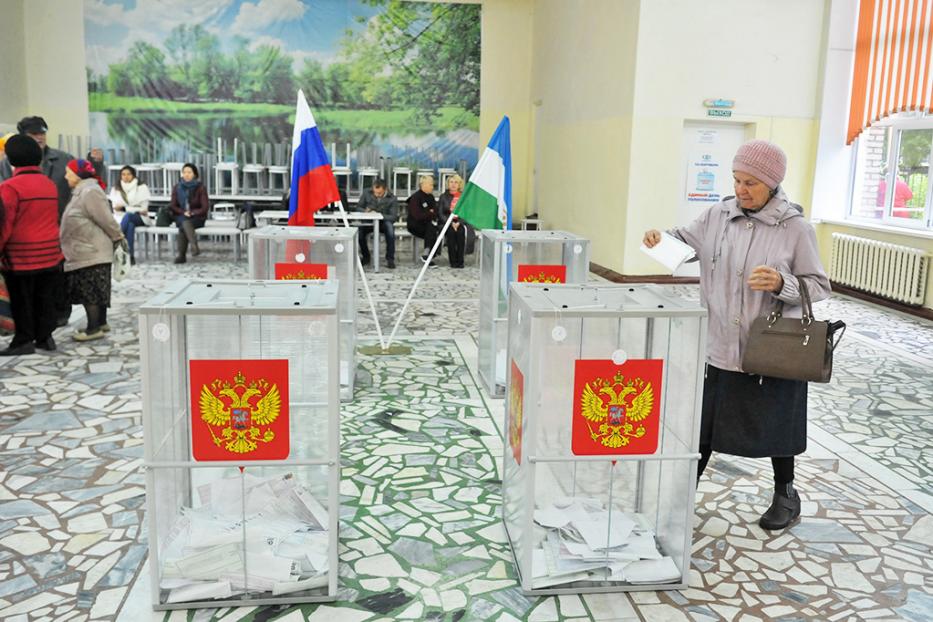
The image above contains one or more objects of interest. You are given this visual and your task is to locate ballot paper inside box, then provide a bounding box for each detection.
[503,283,707,594]
[478,230,590,398]
[248,226,357,401]
[139,279,340,610]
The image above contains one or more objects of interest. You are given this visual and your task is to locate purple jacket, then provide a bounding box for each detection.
[671,190,830,372]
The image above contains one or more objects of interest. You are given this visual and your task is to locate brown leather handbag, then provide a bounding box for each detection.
[742,276,846,383]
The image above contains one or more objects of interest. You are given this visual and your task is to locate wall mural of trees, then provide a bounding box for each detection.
[85,0,481,168]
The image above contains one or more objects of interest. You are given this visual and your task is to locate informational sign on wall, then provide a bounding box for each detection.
[684,129,733,205]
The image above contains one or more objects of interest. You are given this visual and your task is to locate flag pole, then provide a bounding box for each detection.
[334,200,386,350]
[385,212,456,349]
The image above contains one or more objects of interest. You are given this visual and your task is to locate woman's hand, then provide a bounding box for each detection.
[643,229,662,248]
[748,266,783,292]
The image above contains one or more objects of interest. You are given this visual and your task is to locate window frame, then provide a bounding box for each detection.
[849,114,933,231]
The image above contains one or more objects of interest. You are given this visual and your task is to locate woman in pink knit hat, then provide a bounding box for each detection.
[644,139,830,531]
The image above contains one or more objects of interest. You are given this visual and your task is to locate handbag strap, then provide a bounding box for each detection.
[768,275,814,325]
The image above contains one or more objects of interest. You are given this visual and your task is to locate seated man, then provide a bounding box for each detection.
[356,179,398,268]
[406,175,440,264]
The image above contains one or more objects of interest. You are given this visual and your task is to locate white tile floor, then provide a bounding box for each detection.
[0,244,931,621]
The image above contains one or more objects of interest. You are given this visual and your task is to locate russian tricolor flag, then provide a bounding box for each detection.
[289,90,341,226]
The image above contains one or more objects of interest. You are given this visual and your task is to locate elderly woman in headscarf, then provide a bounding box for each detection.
[643,140,830,531]
[60,158,125,341]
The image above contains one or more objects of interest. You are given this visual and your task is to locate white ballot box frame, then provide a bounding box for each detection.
[503,283,708,595]
[139,279,340,610]
[247,225,358,401]
[478,230,590,398]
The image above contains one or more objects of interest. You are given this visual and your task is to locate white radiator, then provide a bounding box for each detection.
[830,233,929,305]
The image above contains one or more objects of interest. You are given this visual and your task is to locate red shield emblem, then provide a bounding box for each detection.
[517,264,566,283]
[571,359,663,455]
[274,263,328,280]
[190,359,290,461]
[508,359,524,465]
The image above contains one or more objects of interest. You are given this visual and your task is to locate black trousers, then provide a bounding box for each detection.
[2,268,58,347]
[446,223,466,267]
[407,219,439,253]
[52,265,71,323]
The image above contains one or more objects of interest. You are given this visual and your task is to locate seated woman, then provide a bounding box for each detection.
[109,165,151,265]
[439,174,471,268]
[406,175,440,262]
[170,163,210,264]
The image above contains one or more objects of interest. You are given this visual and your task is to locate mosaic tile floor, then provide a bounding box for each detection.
[0,242,931,622]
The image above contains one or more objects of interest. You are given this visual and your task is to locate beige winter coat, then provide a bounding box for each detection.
[60,178,123,272]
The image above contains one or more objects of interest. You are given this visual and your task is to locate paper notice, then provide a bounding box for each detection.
[639,233,695,273]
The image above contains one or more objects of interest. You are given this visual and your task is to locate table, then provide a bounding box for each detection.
[254,210,386,272]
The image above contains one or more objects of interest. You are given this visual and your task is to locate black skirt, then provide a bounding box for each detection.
[700,364,808,458]
[66,263,112,306]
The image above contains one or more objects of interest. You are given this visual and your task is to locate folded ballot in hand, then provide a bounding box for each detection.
[639,233,696,273]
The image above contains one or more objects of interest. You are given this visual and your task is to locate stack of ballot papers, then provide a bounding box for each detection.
[530,496,681,588]
[157,472,330,603]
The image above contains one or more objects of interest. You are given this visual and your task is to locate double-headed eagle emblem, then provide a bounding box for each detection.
[199,371,282,454]
[579,371,654,448]
[520,272,563,284]
[279,270,323,280]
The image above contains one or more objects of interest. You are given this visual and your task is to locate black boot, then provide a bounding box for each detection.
[175,227,188,263]
[759,482,801,530]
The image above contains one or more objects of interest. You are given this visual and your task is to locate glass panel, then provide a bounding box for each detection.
[150,464,333,606]
[892,129,932,222]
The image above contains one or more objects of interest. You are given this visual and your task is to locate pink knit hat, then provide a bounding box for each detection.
[732,140,787,189]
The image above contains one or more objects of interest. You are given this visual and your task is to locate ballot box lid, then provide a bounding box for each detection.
[139,279,338,315]
[511,283,707,319]
[480,229,587,243]
[249,225,357,241]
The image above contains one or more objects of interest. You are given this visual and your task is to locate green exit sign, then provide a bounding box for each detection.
[708,109,732,118]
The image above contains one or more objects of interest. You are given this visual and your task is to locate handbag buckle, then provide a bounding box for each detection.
[802,334,810,346]
[767,311,780,326]
[801,315,812,327]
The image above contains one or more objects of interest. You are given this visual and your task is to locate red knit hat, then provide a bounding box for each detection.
[732,140,787,189]
[67,158,106,190]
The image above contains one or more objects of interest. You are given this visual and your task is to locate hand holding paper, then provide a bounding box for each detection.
[640,232,696,273]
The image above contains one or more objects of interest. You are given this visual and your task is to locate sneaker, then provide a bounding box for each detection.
[100,324,111,333]
[35,337,57,351]
[386,260,396,269]
[0,343,36,356]
[73,329,106,342]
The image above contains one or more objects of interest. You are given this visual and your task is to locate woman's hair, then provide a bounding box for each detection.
[183,162,199,178]
[120,165,137,179]
[418,174,435,185]
[447,174,464,190]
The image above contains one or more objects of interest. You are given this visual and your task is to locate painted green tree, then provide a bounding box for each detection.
[336,0,480,119]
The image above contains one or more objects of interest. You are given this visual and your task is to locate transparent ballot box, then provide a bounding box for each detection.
[478,230,590,396]
[503,283,707,594]
[248,225,357,400]
[139,279,340,610]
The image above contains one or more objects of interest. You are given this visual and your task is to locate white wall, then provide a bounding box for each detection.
[23,0,90,144]
[0,0,27,130]
[812,0,859,222]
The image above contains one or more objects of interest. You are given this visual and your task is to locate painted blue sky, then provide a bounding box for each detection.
[84,0,380,75]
